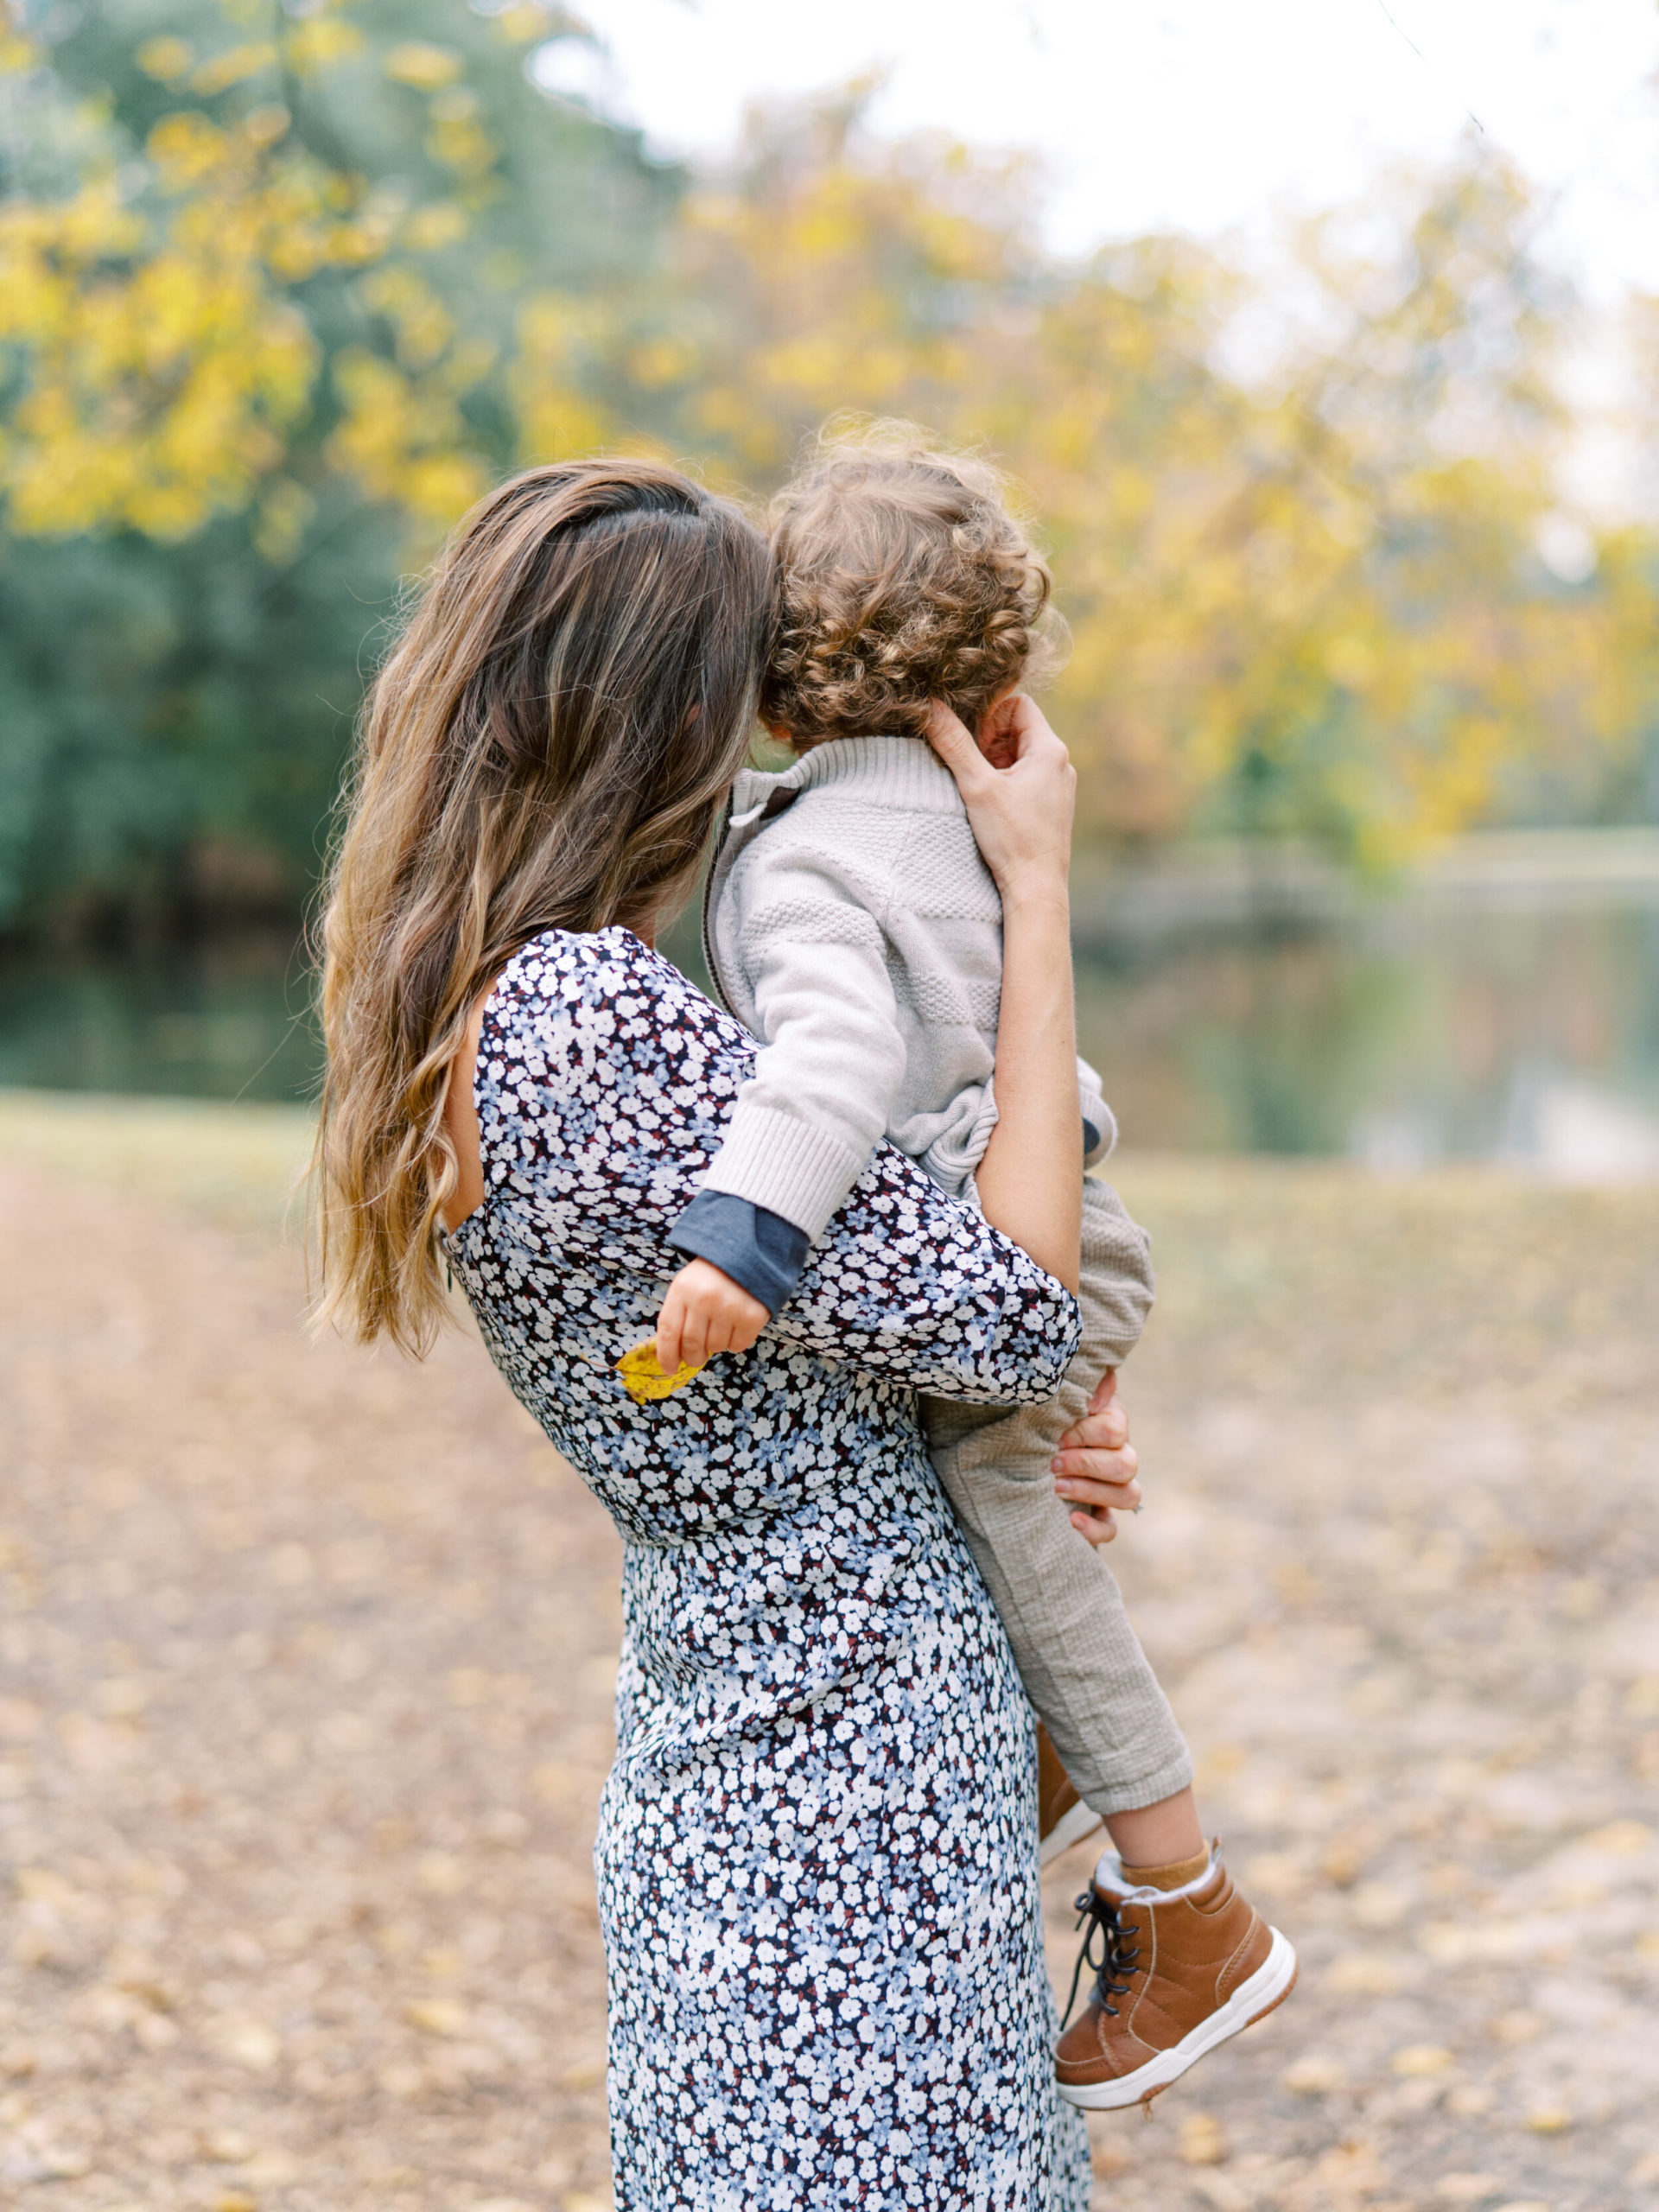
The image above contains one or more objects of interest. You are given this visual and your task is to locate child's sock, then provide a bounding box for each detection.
[1119,1845,1211,1891]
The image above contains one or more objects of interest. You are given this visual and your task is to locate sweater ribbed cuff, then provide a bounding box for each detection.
[697,1102,870,1240]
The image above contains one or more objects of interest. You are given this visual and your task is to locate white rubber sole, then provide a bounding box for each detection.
[1039,1799,1105,1866]
[1056,1927,1299,2110]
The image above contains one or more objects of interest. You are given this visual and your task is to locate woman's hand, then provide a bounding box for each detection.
[925,696,1075,912]
[1052,1370,1141,1545]
[931,692,1083,1290]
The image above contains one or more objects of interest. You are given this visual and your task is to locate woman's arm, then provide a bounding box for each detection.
[439,987,490,1233]
[925,698,1082,1294]
[761,1135,1082,1405]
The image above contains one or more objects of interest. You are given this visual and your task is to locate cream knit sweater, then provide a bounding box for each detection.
[697,735,1111,1239]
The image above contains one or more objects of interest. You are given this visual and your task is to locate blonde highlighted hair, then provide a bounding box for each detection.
[761,421,1061,747]
[312,459,773,1355]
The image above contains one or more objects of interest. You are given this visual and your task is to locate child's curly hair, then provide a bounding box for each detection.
[760,423,1062,747]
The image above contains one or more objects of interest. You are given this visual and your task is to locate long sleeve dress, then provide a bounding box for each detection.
[442,929,1093,2212]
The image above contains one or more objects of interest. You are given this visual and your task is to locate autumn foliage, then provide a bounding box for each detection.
[0,0,1652,925]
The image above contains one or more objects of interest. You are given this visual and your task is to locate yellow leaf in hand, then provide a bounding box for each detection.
[616,1339,705,1403]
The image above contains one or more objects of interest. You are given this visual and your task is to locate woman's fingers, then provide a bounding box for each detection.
[1055,1376,1138,1535]
[1055,1402,1130,1456]
[1069,1506,1118,1546]
[1058,1469,1140,1513]
[924,700,989,788]
[1052,1448,1136,1491]
[1084,1368,1119,1418]
[926,692,1074,900]
[1055,1461,1141,1506]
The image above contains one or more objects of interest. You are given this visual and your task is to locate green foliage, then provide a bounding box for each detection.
[2,15,1656,936]
[0,0,676,929]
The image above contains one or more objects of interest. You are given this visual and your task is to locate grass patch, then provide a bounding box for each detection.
[0,1088,313,1233]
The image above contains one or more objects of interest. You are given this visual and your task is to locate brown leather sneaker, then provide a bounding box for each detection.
[1054,1847,1297,2109]
[1037,1722,1103,1866]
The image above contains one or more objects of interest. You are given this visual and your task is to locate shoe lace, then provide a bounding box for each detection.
[1062,1888,1142,2028]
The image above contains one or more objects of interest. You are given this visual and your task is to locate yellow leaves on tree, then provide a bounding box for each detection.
[0,129,315,540]
[383,43,464,92]
[0,2,517,547]
[676,105,1021,472]
[2,22,1649,849]
[326,349,490,534]
[668,104,1646,855]
[511,295,612,467]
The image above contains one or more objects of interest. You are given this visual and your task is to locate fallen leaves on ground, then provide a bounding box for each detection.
[0,1107,1655,2210]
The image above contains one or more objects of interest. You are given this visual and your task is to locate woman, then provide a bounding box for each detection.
[315,459,1142,2209]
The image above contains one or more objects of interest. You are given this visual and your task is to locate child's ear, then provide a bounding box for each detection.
[976,690,1024,769]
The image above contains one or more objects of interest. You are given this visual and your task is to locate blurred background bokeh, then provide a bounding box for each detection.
[2,0,1658,1168]
[2,9,1657,2212]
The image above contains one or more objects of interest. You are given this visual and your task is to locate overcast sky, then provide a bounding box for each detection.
[537,0,1659,308]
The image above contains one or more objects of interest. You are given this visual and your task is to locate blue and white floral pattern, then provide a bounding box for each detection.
[444,929,1091,2212]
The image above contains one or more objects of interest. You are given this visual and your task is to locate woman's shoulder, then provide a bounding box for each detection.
[493,923,654,1007]
[472,926,749,1200]
[484,925,735,1075]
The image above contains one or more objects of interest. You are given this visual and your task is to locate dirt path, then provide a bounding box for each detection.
[0,1102,1655,2212]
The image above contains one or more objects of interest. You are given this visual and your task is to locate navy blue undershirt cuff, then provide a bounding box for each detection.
[666,1190,811,1315]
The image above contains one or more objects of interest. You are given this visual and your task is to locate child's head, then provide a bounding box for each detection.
[761,423,1059,749]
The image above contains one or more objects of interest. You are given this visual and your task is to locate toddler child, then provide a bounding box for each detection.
[656,427,1296,2107]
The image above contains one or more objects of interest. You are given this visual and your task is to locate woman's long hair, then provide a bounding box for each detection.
[312,459,773,1354]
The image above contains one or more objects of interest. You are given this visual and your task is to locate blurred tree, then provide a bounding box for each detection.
[0,0,671,931]
[669,97,1653,864]
[2,35,1654,938]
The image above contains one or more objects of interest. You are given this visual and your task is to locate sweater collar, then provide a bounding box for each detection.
[729,734,964,822]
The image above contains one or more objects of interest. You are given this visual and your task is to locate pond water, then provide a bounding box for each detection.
[0,933,320,1107]
[3,880,1657,1178]
[1071,902,1659,1178]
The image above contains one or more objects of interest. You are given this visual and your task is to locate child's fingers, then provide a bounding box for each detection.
[678,1299,714,1370]
[654,1289,686,1375]
[652,1262,770,1376]
[707,1285,767,1359]
[728,1305,767,1355]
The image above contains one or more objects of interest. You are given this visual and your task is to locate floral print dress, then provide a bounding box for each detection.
[442,929,1092,2212]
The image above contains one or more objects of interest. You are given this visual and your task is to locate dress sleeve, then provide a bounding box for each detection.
[764,1138,1082,1405]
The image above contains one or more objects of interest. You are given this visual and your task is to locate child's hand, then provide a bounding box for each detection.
[656,1259,770,1375]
